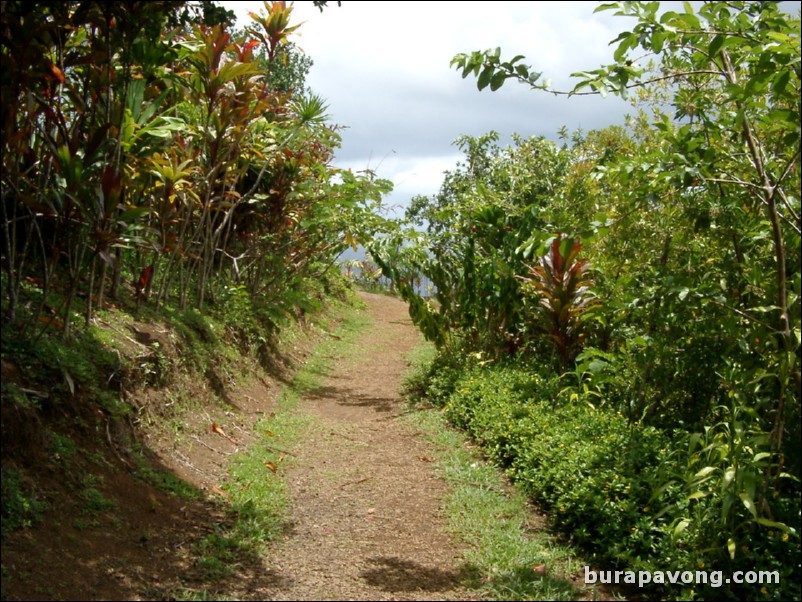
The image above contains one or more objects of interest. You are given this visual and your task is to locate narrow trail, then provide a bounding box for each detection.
[260,291,476,601]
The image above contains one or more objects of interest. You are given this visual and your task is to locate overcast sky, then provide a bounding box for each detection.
[223,1,641,214]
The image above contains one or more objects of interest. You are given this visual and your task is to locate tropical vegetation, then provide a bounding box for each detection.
[1,0,390,340]
[377,2,801,599]
[2,1,799,600]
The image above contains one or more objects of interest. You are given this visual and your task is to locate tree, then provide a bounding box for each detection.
[375,131,602,362]
[452,1,800,402]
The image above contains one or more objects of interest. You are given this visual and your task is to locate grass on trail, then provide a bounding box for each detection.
[403,342,610,602]
[182,298,371,593]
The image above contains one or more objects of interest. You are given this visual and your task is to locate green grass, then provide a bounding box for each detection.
[133,454,202,500]
[48,431,77,459]
[174,588,236,601]
[280,296,371,401]
[79,486,115,514]
[183,297,372,588]
[0,467,48,536]
[402,342,609,602]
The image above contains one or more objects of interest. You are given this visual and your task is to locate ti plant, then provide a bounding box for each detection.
[519,235,598,370]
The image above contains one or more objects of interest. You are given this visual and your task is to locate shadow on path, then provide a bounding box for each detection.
[360,556,468,593]
[306,384,397,414]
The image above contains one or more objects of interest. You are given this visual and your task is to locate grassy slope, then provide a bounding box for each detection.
[401,343,621,602]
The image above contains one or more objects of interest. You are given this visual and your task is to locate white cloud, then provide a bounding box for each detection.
[224,1,638,210]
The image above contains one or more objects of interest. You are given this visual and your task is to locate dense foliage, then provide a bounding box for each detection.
[0,3,389,587]
[381,2,800,599]
[3,1,799,598]
[1,1,391,339]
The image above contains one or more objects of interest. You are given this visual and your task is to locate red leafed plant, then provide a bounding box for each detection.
[518,235,598,369]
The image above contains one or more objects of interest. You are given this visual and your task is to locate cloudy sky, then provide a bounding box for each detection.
[223,1,639,214]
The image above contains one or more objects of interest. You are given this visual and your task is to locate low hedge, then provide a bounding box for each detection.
[439,362,800,600]
[445,365,671,568]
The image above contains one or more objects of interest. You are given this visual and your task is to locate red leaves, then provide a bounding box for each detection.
[518,234,599,368]
[39,315,65,330]
[136,263,154,295]
[233,38,261,61]
[48,63,66,84]
[248,1,301,61]
[101,166,122,215]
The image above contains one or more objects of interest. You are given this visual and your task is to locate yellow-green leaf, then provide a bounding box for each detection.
[674,518,690,538]
[740,492,758,518]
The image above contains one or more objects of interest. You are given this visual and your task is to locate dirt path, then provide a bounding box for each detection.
[258,291,475,601]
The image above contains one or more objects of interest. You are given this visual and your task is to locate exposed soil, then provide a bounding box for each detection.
[250,291,477,601]
[1,319,287,600]
[1,292,478,601]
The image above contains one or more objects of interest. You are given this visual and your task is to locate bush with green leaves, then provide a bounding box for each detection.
[1,467,48,535]
[445,364,668,562]
[663,407,801,601]
[440,361,800,600]
[404,349,473,408]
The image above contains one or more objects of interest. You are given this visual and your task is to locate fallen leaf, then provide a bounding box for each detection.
[264,461,278,473]
[210,485,229,499]
[418,456,433,462]
[211,422,240,445]
[264,430,275,436]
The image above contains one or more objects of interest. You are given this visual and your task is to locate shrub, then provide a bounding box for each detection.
[440,362,801,600]
[446,364,670,566]
[1,467,48,535]
[405,349,474,407]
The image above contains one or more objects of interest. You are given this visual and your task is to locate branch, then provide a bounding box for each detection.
[190,434,236,456]
[673,29,760,43]
[727,179,802,235]
[777,189,801,235]
[262,444,296,457]
[774,148,802,228]
[704,177,764,191]
[544,70,724,97]
[704,297,775,332]
[775,147,801,191]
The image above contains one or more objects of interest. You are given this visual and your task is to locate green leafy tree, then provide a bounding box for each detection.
[376,131,599,361]
[453,2,800,410]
